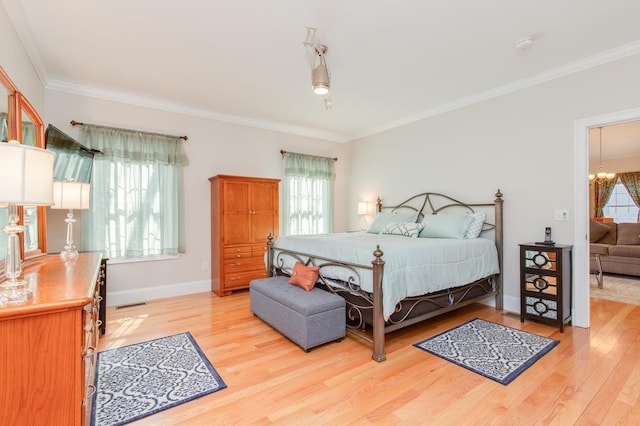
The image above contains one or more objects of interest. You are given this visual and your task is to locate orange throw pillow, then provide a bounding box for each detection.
[289,262,320,291]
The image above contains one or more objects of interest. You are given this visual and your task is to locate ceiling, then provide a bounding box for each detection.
[589,121,640,162]
[3,0,640,144]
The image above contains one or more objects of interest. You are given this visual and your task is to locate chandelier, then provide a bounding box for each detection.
[589,126,616,182]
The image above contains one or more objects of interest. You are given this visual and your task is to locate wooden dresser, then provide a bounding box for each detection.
[209,175,280,296]
[0,252,105,425]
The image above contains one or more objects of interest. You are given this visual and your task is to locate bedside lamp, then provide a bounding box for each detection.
[358,201,370,231]
[0,141,54,306]
[51,180,91,261]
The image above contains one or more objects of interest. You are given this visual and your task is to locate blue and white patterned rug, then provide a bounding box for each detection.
[414,318,559,385]
[91,332,227,426]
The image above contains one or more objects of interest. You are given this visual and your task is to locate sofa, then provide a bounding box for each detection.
[590,220,640,277]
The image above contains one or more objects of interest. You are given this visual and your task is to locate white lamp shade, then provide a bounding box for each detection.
[312,64,330,95]
[358,202,369,215]
[52,181,91,210]
[0,141,54,205]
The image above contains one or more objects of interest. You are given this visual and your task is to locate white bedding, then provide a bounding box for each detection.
[272,232,500,320]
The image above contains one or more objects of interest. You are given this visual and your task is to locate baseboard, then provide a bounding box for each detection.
[107,282,523,315]
[503,294,520,314]
[475,293,519,313]
[107,280,211,307]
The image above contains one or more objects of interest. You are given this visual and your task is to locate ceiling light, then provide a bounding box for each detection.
[589,127,616,182]
[304,27,332,108]
[312,51,330,95]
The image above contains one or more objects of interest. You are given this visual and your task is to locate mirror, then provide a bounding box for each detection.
[23,207,39,252]
[0,89,8,142]
[0,67,15,264]
[0,66,48,266]
[17,93,47,258]
[20,99,36,146]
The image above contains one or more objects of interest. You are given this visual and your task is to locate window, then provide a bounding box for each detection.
[603,179,640,223]
[79,125,188,260]
[283,152,335,235]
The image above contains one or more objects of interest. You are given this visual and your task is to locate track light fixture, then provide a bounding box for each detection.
[304,27,332,109]
[312,45,330,95]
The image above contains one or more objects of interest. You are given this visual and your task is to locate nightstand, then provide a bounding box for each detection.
[519,243,572,332]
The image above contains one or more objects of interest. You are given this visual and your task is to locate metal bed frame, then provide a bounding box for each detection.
[267,190,504,362]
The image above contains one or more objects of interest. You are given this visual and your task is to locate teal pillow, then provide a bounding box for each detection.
[420,214,473,239]
[464,212,486,239]
[367,211,417,234]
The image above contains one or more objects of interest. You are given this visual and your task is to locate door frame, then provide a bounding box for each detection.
[573,106,640,327]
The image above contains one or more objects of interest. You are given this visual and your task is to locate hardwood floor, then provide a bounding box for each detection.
[98,291,640,425]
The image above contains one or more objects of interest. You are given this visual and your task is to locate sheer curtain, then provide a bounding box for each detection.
[80,125,188,259]
[283,152,335,235]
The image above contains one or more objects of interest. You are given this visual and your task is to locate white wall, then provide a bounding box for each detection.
[348,54,640,319]
[0,5,43,109]
[43,91,350,306]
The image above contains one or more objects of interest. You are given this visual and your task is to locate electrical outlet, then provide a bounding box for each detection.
[554,210,569,221]
[202,261,209,270]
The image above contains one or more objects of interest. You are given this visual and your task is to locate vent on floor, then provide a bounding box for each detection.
[116,302,147,309]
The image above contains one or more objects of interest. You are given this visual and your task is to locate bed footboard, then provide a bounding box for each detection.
[266,189,504,362]
[267,235,388,361]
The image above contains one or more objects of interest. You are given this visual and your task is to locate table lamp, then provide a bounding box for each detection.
[358,201,370,231]
[51,180,91,261]
[0,141,54,305]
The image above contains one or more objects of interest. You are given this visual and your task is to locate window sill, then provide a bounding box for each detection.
[107,255,180,265]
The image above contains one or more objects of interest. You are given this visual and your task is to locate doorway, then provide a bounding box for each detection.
[573,107,640,328]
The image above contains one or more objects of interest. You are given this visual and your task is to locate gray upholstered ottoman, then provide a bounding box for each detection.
[250,276,346,351]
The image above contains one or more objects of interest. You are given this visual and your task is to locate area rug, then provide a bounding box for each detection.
[590,274,640,305]
[91,332,227,426]
[413,318,559,385]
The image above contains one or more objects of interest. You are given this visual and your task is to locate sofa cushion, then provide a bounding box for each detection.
[596,222,618,245]
[590,219,611,242]
[608,244,640,257]
[589,243,610,256]
[616,223,640,245]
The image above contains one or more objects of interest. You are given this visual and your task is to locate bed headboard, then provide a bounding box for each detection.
[376,190,503,236]
[377,190,504,301]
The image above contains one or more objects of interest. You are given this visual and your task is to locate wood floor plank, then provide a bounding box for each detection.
[97,290,640,424]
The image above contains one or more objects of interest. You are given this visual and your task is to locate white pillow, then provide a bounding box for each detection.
[381,222,424,238]
[419,214,473,239]
[464,212,486,239]
[367,211,417,234]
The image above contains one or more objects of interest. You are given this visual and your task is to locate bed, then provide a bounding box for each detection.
[266,190,504,361]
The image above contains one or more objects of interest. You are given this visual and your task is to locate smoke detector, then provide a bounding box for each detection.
[515,37,534,51]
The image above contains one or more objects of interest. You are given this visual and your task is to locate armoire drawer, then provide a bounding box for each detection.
[224,257,265,273]
[224,270,268,289]
[223,246,252,259]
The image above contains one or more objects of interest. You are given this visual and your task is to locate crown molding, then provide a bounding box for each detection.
[45,80,350,143]
[352,40,640,140]
[41,39,640,144]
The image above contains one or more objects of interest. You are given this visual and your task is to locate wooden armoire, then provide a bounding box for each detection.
[209,175,280,296]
